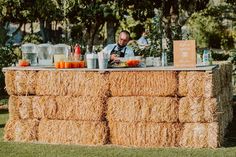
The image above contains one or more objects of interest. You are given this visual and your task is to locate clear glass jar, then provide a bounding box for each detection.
[21,43,37,65]
[53,44,71,63]
[37,43,53,65]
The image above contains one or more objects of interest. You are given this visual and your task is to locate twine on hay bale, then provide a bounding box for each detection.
[107,96,178,122]
[36,71,109,97]
[38,120,108,145]
[109,71,178,96]
[179,122,221,148]
[109,121,182,147]
[4,119,39,142]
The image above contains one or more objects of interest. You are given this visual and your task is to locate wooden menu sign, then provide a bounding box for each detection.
[174,40,196,67]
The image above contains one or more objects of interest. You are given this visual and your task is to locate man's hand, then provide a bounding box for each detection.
[110,54,120,63]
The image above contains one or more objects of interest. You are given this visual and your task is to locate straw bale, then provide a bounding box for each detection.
[179,97,220,122]
[109,122,146,147]
[145,122,182,147]
[107,97,178,122]
[15,71,37,95]
[38,120,108,145]
[178,71,205,97]
[179,122,221,148]
[204,69,221,98]
[69,72,109,97]
[4,71,15,95]
[55,96,105,121]
[32,96,105,121]
[9,95,105,121]
[178,70,221,98]
[109,71,177,96]
[36,71,109,96]
[4,119,39,142]
[8,96,33,120]
[109,121,182,147]
[32,96,57,119]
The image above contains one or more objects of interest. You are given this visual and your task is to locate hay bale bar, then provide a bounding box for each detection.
[3,62,233,148]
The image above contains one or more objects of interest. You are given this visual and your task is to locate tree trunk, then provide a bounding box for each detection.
[40,19,47,42]
[162,0,181,64]
[46,20,52,42]
[30,21,34,34]
[106,21,116,44]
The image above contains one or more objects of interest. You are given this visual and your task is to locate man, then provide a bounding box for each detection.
[103,30,134,63]
[137,31,149,50]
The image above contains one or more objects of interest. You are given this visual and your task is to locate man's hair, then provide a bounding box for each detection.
[119,30,130,38]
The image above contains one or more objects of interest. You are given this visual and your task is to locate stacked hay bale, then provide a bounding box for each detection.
[178,62,233,148]
[4,71,108,145]
[107,71,183,147]
[4,61,233,148]
[107,62,233,148]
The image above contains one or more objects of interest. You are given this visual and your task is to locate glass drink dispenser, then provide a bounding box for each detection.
[53,44,71,63]
[21,43,37,65]
[37,43,53,65]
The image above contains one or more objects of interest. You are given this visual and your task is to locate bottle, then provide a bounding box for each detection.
[202,49,209,65]
[209,50,213,65]
[161,50,167,66]
[74,44,81,61]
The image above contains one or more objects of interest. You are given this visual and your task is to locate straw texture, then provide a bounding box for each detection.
[109,71,178,96]
[5,71,37,95]
[109,122,182,147]
[36,71,109,96]
[107,96,178,122]
[8,96,106,121]
[179,123,220,148]
[4,119,39,142]
[38,120,108,145]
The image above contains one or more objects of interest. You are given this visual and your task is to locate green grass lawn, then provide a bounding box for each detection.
[1,109,236,157]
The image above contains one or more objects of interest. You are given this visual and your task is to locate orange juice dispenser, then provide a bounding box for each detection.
[53,44,71,63]
[21,43,38,65]
[37,43,53,65]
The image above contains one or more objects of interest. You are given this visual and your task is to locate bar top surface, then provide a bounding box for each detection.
[2,65,218,72]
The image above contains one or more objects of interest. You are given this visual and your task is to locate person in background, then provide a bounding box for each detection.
[137,30,149,49]
[103,30,134,63]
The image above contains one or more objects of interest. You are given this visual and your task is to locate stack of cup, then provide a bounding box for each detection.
[98,51,109,69]
[86,53,98,69]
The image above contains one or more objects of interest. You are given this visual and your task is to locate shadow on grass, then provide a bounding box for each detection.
[223,105,236,147]
[0,109,8,114]
[0,124,5,128]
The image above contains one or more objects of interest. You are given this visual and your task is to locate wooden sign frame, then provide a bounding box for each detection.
[173,40,196,68]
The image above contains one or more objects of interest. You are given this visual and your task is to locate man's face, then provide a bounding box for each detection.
[118,32,129,47]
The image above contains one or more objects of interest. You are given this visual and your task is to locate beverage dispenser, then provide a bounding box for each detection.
[21,43,37,65]
[37,43,53,65]
[53,44,71,63]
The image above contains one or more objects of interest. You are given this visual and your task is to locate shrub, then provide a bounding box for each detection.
[0,46,18,96]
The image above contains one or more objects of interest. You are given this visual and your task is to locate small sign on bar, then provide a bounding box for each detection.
[174,40,196,68]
